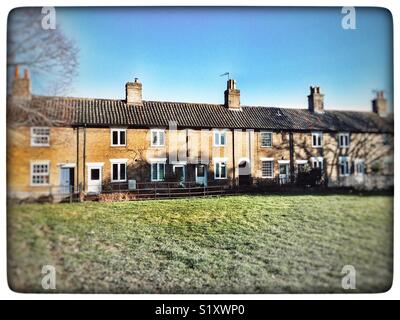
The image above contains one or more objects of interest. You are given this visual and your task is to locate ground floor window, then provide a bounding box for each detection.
[111,160,127,182]
[354,159,365,175]
[151,162,166,181]
[31,161,50,185]
[339,156,350,176]
[310,157,323,170]
[261,160,273,178]
[214,160,227,179]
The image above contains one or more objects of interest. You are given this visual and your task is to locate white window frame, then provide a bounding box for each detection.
[30,160,50,186]
[110,128,127,146]
[339,156,351,176]
[214,157,227,179]
[310,157,324,169]
[110,159,128,182]
[311,131,323,148]
[151,129,165,147]
[213,129,227,147]
[150,158,166,181]
[296,160,308,173]
[260,131,273,148]
[354,159,365,176]
[261,159,274,178]
[30,127,50,147]
[338,132,350,148]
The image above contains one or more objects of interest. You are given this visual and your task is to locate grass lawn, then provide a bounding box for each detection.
[8,194,393,293]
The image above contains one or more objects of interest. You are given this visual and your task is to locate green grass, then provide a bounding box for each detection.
[7,194,393,293]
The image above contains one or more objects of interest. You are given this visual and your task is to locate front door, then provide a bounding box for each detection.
[195,164,207,186]
[173,165,185,183]
[88,166,102,193]
[279,163,289,184]
[60,167,74,194]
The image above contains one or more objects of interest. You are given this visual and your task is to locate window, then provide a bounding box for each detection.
[31,127,50,146]
[151,129,165,147]
[260,132,272,148]
[111,128,126,146]
[311,132,323,148]
[110,159,127,182]
[31,161,50,185]
[383,157,394,175]
[354,159,365,175]
[261,160,274,178]
[214,159,227,179]
[339,132,350,148]
[339,156,350,176]
[383,134,390,146]
[310,157,323,170]
[296,160,308,173]
[214,130,226,147]
[151,162,166,181]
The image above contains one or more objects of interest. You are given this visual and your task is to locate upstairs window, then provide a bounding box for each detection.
[312,132,323,148]
[260,132,272,148]
[31,161,50,185]
[151,129,165,147]
[339,132,350,148]
[214,130,226,147]
[339,156,350,176]
[111,128,126,146]
[31,127,50,146]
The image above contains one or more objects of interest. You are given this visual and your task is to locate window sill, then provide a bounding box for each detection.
[31,144,50,147]
[110,145,127,147]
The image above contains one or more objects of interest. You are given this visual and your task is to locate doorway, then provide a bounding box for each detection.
[60,166,75,194]
[238,159,251,186]
[87,164,103,194]
[195,164,207,186]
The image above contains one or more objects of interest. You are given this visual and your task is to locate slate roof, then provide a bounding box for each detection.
[7,95,394,133]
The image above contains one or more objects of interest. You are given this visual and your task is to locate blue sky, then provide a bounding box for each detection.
[54,7,392,111]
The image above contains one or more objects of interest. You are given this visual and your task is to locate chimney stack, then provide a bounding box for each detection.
[126,78,142,105]
[372,90,387,117]
[12,65,31,99]
[308,86,324,113]
[224,79,240,109]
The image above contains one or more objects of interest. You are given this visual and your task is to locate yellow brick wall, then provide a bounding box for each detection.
[7,126,393,195]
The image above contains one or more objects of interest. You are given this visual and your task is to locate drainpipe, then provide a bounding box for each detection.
[76,127,79,192]
[83,125,87,192]
[232,129,235,187]
[289,131,295,183]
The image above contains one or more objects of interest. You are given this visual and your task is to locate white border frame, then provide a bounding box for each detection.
[1,0,399,301]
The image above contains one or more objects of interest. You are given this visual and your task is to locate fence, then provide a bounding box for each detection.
[93,181,235,201]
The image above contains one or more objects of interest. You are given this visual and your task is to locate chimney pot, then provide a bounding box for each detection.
[372,90,387,117]
[12,66,31,99]
[224,79,240,109]
[308,85,324,113]
[14,65,20,79]
[126,78,142,105]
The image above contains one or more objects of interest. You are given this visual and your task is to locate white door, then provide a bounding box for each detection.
[279,164,289,184]
[88,166,102,193]
[195,164,207,186]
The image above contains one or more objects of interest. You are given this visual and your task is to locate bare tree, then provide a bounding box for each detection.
[8,7,79,95]
[7,8,79,127]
